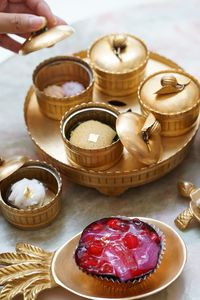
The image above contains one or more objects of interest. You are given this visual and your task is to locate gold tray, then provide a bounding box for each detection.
[24,51,199,196]
[0,218,186,300]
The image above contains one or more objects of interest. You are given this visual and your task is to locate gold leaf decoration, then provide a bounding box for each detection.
[16,243,52,258]
[0,243,55,300]
[24,282,52,300]
[0,252,46,265]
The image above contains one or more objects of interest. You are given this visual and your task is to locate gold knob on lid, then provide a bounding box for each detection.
[161,75,178,87]
[155,75,190,95]
[112,34,127,61]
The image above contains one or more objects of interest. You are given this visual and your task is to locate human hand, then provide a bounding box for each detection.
[0,0,66,53]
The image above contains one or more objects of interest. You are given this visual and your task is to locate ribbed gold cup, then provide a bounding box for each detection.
[138,70,200,137]
[60,102,123,170]
[33,56,94,120]
[0,160,62,230]
[88,34,149,97]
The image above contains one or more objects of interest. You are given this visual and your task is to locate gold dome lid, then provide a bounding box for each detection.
[139,70,200,114]
[116,112,162,165]
[19,24,74,55]
[0,156,28,182]
[88,33,148,73]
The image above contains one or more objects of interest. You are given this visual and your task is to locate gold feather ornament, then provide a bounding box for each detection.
[0,243,55,300]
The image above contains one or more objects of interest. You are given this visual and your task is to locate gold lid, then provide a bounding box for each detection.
[139,70,200,114]
[19,25,75,55]
[116,112,162,165]
[0,156,28,182]
[88,33,148,73]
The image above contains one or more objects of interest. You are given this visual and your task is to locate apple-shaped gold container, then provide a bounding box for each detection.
[88,33,149,97]
[138,70,200,137]
[116,112,163,165]
[60,102,123,170]
[0,157,62,230]
[33,56,94,120]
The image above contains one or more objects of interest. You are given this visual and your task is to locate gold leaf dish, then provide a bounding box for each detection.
[0,218,186,300]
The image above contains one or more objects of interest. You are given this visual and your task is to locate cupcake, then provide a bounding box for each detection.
[75,217,164,286]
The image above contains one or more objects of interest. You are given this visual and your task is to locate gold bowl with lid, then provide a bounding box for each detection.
[0,157,62,230]
[88,33,149,97]
[60,102,123,170]
[138,70,200,137]
[33,56,94,121]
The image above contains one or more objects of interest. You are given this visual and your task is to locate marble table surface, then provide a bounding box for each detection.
[0,0,200,299]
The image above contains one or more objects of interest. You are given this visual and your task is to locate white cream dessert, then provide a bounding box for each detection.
[62,81,85,97]
[44,81,85,98]
[70,120,116,149]
[8,178,46,209]
[44,85,65,98]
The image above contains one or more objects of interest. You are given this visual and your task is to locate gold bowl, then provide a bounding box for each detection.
[0,160,62,230]
[33,56,94,120]
[60,102,123,170]
[138,70,200,137]
[88,33,149,97]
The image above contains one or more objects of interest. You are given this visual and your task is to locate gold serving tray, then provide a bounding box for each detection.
[24,51,199,196]
[0,218,186,300]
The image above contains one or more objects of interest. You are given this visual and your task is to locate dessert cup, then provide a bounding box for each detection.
[88,33,149,96]
[60,102,123,170]
[33,56,94,120]
[0,159,62,230]
[138,70,200,136]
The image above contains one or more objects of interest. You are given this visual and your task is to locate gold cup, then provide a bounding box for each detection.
[88,33,149,97]
[60,102,123,170]
[138,70,200,137]
[0,160,62,230]
[33,56,94,120]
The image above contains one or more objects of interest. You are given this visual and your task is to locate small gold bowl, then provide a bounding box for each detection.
[33,56,94,120]
[0,160,62,230]
[138,70,200,137]
[88,33,149,97]
[60,102,123,170]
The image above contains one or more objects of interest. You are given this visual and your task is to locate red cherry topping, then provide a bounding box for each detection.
[88,241,103,256]
[150,233,161,244]
[107,219,121,230]
[123,233,139,249]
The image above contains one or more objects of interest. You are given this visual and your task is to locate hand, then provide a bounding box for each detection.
[0,0,66,53]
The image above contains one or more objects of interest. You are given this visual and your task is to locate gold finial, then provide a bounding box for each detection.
[155,75,190,95]
[161,75,178,87]
[178,181,197,198]
[112,34,127,61]
[141,113,161,152]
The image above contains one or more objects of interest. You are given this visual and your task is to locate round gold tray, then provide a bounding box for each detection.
[24,51,199,196]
